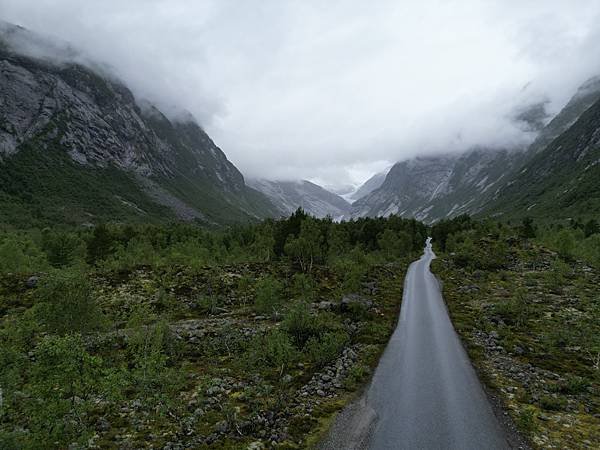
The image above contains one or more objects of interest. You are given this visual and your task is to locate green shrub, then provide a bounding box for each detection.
[357,322,390,344]
[291,272,316,301]
[560,376,589,394]
[343,364,370,390]
[515,405,538,433]
[492,288,531,326]
[282,303,324,348]
[101,237,158,271]
[305,331,349,367]
[539,395,567,411]
[41,230,85,268]
[377,229,411,260]
[248,330,297,373]
[0,234,48,273]
[127,314,181,407]
[34,270,104,335]
[254,275,284,315]
[26,334,101,448]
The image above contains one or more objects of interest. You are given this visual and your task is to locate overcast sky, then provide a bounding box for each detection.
[3,1,600,188]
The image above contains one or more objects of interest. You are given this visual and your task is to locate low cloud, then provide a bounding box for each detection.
[2,0,600,188]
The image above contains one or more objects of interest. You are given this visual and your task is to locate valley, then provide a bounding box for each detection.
[0,9,599,450]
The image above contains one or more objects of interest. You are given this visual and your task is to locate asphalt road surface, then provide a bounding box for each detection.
[321,238,511,450]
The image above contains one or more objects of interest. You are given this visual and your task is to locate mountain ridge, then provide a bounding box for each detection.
[0,22,278,226]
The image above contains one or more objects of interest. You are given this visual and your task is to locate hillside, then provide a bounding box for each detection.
[484,96,600,220]
[0,22,277,227]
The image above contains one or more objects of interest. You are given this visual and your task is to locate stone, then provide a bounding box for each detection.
[214,420,228,433]
[97,417,111,432]
[25,276,39,289]
[340,293,373,312]
[282,374,293,384]
[317,301,335,311]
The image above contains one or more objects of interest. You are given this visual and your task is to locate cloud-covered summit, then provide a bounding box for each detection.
[3,0,600,189]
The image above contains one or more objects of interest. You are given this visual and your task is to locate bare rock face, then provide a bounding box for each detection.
[0,22,277,223]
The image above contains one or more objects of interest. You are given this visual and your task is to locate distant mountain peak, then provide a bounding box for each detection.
[248,178,350,219]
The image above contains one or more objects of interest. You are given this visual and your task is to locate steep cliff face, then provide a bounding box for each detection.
[0,23,277,226]
[248,179,351,219]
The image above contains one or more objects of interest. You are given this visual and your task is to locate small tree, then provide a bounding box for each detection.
[252,223,276,262]
[86,224,113,264]
[284,217,324,272]
[520,217,536,239]
[253,275,284,315]
[282,303,323,348]
[0,235,48,273]
[27,334,101,447]
[41,230,85,268]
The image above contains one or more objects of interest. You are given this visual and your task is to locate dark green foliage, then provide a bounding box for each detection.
[34,271,104,335]
[127,313,182,407]
[520,217,537,239]
[284,216,325,272]
[0,145,172,228]
[248,330,297,373]
[86,224,114,264]
[430,215,475,252]
[254,275,284,315]
[584,219,599,238]
[377,229,412,259]
[282,303,324,348]
[26,334,101,447]
[305,331,349,368]
[41,229,85,267]
[0,233,48,273]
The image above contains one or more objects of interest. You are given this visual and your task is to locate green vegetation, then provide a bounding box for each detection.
[431,215,600,449]
[0,210,425,448]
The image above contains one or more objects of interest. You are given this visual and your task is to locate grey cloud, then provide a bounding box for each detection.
[2,0,600,188]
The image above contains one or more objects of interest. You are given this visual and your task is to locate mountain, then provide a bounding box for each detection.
[349,149,524,222]
[348,170,388,203]
[248,179,351,219]
[526,77,600,157]
[351,78,600,223]
[483,95,600,220]
[0,22,277,227]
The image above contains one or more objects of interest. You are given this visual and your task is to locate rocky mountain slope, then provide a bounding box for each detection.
[347,170,388,203]
[484,95,600,220]
[248,179,351,219]
[350,149,522,223]
[351,78,600,223]
[0,22,277,226]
